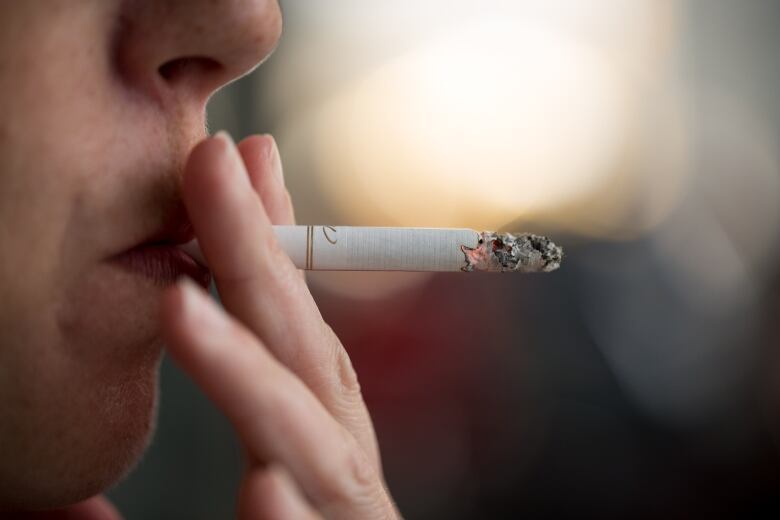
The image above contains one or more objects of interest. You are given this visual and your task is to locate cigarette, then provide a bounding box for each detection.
[180,226,563,273]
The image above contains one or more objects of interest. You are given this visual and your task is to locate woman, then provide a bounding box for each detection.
[0,1,398,517]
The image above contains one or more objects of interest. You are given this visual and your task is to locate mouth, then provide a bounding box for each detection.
[112,243,211,287]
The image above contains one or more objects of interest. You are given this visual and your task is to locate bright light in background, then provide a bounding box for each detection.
[310,20,630,230]
[270,0,685,237]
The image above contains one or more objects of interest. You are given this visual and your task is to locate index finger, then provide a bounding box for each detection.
[181,133,380,461]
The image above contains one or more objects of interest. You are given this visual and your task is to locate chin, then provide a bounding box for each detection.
[0,345,162,512]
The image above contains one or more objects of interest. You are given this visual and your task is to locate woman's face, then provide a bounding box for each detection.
[0,0,281,509]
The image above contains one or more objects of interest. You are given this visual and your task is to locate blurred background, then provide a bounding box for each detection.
[110,0,780,517]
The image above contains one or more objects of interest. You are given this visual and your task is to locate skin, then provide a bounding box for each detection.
[0,1,398,517]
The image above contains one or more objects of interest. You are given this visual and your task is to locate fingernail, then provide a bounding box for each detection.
[213,130,239,160]
[178,277,228,333]
[213,130,235,146]
[212,130,251,187]
[266,134,284,184]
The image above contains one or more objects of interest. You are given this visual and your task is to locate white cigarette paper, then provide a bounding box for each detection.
[181,226,563,273]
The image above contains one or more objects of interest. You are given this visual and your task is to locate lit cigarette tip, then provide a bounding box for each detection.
[461,232,564,273]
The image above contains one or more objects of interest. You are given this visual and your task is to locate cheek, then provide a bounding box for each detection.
[0,2,119,289]
[0,343,162,510]
[0,2,166,509]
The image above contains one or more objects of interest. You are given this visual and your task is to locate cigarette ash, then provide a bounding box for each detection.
[460,232,563,273]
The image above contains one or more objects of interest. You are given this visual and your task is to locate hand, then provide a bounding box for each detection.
[161,133,400,519]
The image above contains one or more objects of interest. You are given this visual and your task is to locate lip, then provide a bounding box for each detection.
[112,244,211,287]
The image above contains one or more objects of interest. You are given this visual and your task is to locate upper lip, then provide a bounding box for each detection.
[109,208,212,284]
[102,127,210,260]
[139,219,196,248]
[114,206,197,259]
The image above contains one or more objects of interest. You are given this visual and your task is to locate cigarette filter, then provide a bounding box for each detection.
[181,226,563,273]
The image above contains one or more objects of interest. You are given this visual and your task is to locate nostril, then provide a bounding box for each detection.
[158,56,223,84]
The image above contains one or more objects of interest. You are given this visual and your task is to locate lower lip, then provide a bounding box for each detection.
[112,245,211,287]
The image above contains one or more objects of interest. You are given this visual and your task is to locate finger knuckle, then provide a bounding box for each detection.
[336,348,362,399]
[344,437,377,490]
[252,213,288,267]
[283,189,294,212]
[318,435,378,506]
[323,324,362,400]
[262,225,287,263]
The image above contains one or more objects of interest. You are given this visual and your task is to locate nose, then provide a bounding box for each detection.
[115,0,282,107]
